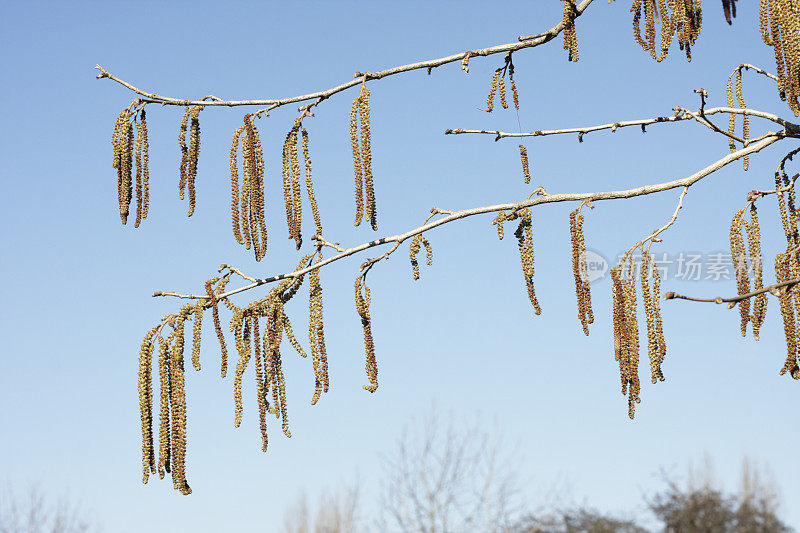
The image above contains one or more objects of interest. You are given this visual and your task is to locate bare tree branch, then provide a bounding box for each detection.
[94,0,595,112]
[665,278,800,306]
[153,133,784,302]
[445,107,796,141]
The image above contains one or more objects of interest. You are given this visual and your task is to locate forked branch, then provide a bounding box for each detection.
[154,133,784,302]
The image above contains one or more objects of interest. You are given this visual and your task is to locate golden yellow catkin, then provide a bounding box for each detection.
[291,128,303,249]
[112,109,134,224]
[486,70,500,112]
[410,235,422,280]
[302,127,323,238]
[730,208,751,336]
[735,70,750,170]
[251,316,268,452]
[232,309,250,428]
[631,0,701,62]
[509,60,520,110]
[622,259,641,419]
[562,0,580,62]
[355,276,378,392]
[640,254,659,384]
[138,325,158,484]
[178,107,191,201]
[157,333,171,480]
[359,85,377,231]
[745,204,767,339]
[498,77,508,109]
[229,125,247,246]
[133,109,150,228]
[191,300,203,372]
[186,106,203,217]
[351,94,364,226]
[242,114,267,260]
[761,0,800,115]
[169,307,191,495]
[775,251,800,379]
[519,145,531,184]
[727,74,736,154]
[569,208,593,335]
[493,210,507,240]
[651,258,667,382]
[204,277,228,378]
[611,267,625,377]
[514,208,542,315]
[309,253,329,405]
[282,120,303,249]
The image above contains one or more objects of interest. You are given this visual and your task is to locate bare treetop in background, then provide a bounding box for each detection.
[96,0,800,494]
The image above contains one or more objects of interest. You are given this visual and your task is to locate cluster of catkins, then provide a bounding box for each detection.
[138,252,335,493]
[112,107,150,227]
[772,149,800,378]
[351,83,377,230]
[611,253,666,419]
[727,66,751,170]
[760,0,800,116]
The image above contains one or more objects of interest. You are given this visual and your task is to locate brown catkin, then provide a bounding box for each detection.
[169,308,191,494]
[631,0,702,62]
[746,204,767,339]
[519,145,531,184]
[133,107,150,228]
[157,333,172,479]
[569,208,593,335]
[290,127,303,249]
[232,309,250,428]
[514,209,542,315]
[359,85,377,231]
[351,94,364,226]
[205,277,229,378]
[622,259,641,419]
[229,125,247,246]
[138,326,158,484]
[641,254,659,384]
[309,253,329,405]
[252,316,268,451]
[355,276,378,392]
[486,70,500,112]
[112,109,134,224]
[562,0,580,61]
[302,127,323,238]
[652,259,667,382]
[178,107,191,201]
[493,210,507,240]
[776,251,800,378]
[509,68,520,110]
[242,114,267,260]
[727,74,736,155]
[410,235,422,280]
[735,69,750,170]
[191,300,203,372]
[186,106,203,217]
[730,208,751,336]
[498,77,508,109]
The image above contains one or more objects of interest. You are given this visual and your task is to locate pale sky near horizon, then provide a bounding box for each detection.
[1,1,799,531]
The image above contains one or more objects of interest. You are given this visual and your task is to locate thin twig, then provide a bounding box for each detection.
[665,278,800,305]
[153,134,784,302]
[445,107,794,141]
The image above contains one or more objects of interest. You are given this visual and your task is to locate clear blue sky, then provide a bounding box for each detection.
[1,1,798,531]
